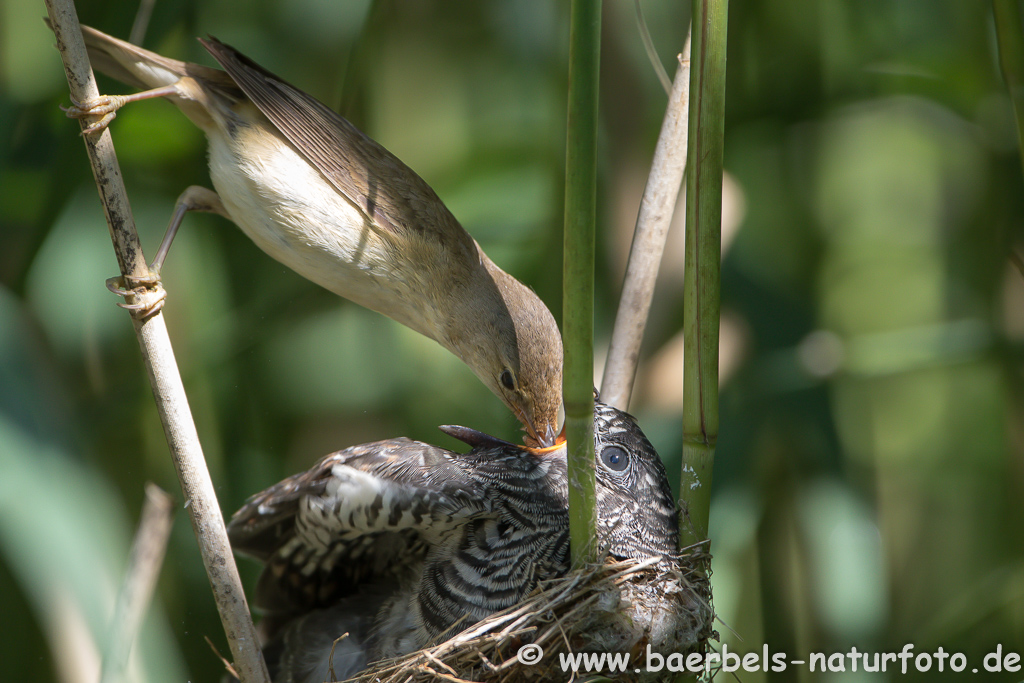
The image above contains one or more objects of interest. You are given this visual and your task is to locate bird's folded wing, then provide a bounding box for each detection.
[228,437,487,613]
[199,36,476,262]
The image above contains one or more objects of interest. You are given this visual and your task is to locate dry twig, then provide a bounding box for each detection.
[43,2,269,680]
[602,31,693,410]
[100,484,175,683]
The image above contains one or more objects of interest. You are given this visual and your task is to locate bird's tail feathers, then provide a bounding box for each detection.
[53,22,234,93]
[78,25,187,90]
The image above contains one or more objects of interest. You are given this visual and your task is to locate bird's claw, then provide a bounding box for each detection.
[106,271,166,319]
[62,95,128,134]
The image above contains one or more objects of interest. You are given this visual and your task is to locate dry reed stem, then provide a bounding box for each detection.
[602,33,693,410]
[43,3,269,680]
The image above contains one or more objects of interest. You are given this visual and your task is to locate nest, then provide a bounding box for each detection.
[340,548,714,683]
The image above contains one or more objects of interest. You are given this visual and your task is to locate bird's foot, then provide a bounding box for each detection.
[106,269,166,319]
[62,94,131,134]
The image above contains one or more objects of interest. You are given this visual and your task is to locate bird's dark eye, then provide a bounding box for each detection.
[600,445,629,472]
[500,369,515,390]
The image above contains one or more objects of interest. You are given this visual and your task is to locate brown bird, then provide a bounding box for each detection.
[63,25,564,446]
[228,400,679,683]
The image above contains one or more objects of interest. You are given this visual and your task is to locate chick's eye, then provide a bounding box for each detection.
[600,445,629,472]
[500,369,515,391]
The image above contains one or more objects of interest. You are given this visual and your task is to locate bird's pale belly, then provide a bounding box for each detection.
[206,127,439,340]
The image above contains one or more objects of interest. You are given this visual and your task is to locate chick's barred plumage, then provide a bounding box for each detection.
[228,402,678,683]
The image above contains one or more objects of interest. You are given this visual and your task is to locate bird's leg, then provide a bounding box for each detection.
[107,186,229,317]
[151,186,229,272]
[63,84,180,134]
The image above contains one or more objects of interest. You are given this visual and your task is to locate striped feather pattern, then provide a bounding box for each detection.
[227,402,678,682]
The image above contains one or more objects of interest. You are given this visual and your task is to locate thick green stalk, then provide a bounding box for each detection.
[679,0,728,551]
[564,0,601,566]
[994,0,1024,181]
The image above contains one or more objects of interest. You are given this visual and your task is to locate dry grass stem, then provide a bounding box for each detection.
[344,552,712,683]
[100,484,175,683]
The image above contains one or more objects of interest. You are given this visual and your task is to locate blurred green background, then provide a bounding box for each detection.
[3,1,1023,681]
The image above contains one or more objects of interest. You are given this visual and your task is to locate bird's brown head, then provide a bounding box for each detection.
[456,257,564,447]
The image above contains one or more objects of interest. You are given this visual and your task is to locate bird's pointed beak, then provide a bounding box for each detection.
[524,438,564,455]
[440,423,563,456]
[549,402,565,445]
[523,417,553,449]
[439,424,518,449]
[538,423,558,448]
[511,403,541,447]
[520,402,564,449]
